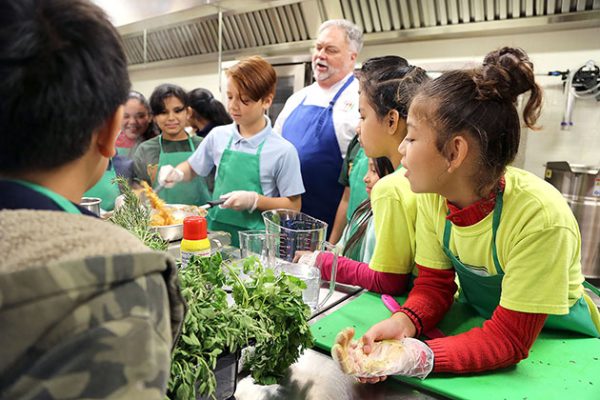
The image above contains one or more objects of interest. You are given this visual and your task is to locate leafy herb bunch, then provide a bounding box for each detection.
[168,253,314,399]
[108,176,168,251]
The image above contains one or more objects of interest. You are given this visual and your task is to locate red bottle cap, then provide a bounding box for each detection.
[183,216,207,240]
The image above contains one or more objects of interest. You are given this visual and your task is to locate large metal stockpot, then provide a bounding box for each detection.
[544,162,600,279]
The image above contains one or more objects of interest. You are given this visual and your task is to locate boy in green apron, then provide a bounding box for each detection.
[158,57,305,247]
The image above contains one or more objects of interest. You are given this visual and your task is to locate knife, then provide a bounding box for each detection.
[381,294,446,339]
[200,198,226,209]
[154,184,165,195]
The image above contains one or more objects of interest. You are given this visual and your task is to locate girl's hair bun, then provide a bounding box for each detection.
[474,47,536,102]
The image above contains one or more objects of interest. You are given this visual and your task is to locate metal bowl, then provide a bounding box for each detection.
[150,204,207,242]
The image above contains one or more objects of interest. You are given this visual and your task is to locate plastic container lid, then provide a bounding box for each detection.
[183,216,207,240]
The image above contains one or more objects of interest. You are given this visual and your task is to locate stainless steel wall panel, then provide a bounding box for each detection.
[190,24,208,54]
[275,7,292,42]
[248,12,266,46]
[447,0,460,24]
[240,14,258,48]
[458,0,470,22]
[292,3,308,39]
[471,0,484,21]
[525,0,535,16]
[576,0,587,11]
[547,0,557,13]
[398,0,412,29]
[359,0,374,32]
[408,0,422,27]
[268,9,286,43]
[421,0,436,27]
[284,5,301,41]
[231,15,247,48]
[387,0,402,29]
[510,0,521,18]
[436,0,448,25]
[259,9,277,45]
[498,0,508,18]
[369,0,384,31]
[562,0,573,13]
[485,0,495,20]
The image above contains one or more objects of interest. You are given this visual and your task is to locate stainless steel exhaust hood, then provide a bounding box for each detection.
[114,0,600,68]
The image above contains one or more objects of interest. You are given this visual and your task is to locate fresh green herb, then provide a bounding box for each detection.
[108,177,168,251]
[167,253,314,399]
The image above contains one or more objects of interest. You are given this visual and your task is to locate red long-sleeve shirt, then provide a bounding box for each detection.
[318,251,410,295]
[401,180,547,373]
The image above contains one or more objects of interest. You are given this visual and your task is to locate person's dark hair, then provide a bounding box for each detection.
[149,83,188,116]
[343,157,395,258]
[412,47,542,195]
[0,0,130,173]
[356,56,430,121]
[127,90,158,140]
[188,88,232,126]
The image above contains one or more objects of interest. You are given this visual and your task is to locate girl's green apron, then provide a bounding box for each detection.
[209,135,266,247]
[153,135,211,206]
[83,160,119,211]
[346,148,369,222]
[442,188,600,337]
[11,180,82,214]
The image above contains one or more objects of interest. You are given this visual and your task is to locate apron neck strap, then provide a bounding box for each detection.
[8,179,82,214]
[329,75,355,107]
[443,187,504,274]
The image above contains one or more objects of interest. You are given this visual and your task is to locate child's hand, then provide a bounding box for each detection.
[220,191,259,212]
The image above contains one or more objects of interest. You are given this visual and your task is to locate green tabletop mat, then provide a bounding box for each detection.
[311,291,600,400]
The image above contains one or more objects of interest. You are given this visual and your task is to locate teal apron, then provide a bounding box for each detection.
[442,188,600,337]
[209,135,266,247]
[341,208,370,262]
[116,146,132,157]
[10,180,82,214]
[154,135,211,206]
[346,147,369,222]
[83,160,119,211]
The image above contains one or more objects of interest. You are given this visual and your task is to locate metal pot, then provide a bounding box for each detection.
[80,197,101,216]
[150,204,207,242]
[544,162,600,279]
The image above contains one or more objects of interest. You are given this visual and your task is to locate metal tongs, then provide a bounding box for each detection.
[200,198,226,209]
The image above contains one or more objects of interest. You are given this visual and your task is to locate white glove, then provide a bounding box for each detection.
[220,191,259,212]
[332,328,434,379]
[298,251,319,267]
[114,194,125,210]
[158,165,184,188]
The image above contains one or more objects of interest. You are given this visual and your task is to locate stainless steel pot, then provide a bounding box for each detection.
[80,197,101,216]
[544,162,600,279]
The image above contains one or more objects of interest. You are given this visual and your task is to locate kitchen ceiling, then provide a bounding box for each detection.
[112,0,600,68]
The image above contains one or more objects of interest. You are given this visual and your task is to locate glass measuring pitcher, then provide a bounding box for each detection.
[262,209,338,312]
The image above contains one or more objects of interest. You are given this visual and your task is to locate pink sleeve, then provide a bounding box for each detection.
[317,252,409,295]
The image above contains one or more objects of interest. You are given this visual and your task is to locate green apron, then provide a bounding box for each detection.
[209,136,266,247]
[83,160,119,211]
[442,188,600,337]
[341,208,370,262]
[10,180,82,214]
[346,147,369,222]
[116,147,132,157]
[154,135,211,206]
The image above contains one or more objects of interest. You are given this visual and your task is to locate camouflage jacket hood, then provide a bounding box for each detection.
[0,210,185,399]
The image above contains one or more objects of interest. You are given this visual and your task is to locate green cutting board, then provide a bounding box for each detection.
[311,292,600,400]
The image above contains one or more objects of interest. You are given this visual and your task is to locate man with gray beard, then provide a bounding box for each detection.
[274,19,362,233]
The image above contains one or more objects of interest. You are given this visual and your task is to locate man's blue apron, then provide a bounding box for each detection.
[282,76,355,232]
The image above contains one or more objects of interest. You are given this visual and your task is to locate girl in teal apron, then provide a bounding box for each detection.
[147,84,210,206]
[355,47,599,382]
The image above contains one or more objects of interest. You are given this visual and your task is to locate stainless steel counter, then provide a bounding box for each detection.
[234,285,446,400]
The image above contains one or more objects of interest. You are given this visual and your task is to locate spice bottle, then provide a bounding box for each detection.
[180,216,211,268]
